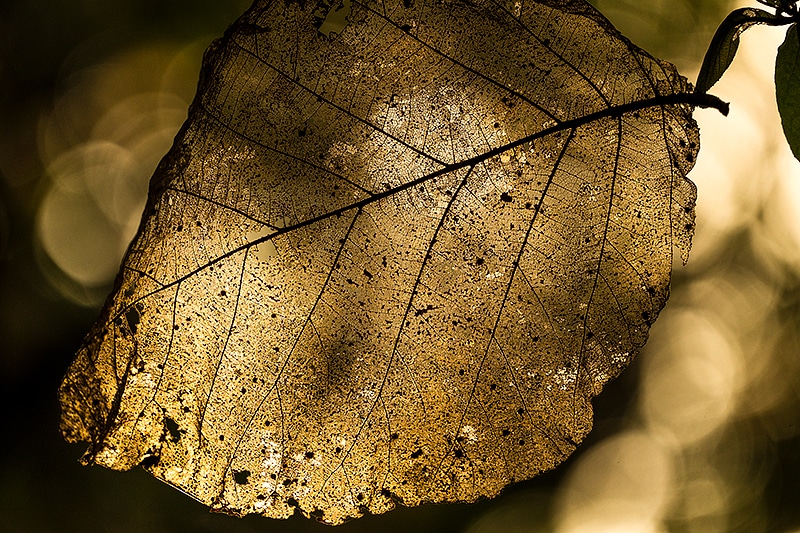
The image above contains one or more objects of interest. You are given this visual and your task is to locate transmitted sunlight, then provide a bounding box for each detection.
[6,0,800,530]
[469,1,800,531]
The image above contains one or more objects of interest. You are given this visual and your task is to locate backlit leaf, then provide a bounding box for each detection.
[60,0,706,524]
[695,7,777,95]
[776,23,800,162]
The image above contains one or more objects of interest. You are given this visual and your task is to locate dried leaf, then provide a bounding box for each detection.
[60,0,704,524]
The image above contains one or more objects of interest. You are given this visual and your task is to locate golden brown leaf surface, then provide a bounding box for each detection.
[59,0,700,524]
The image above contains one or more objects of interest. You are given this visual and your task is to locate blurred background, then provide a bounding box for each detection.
[1,0,799,531]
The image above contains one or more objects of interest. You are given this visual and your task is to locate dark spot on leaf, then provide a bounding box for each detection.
[410,448,423,458]
[313,0,352,37]
[414,304,435,317]
[165,417,180,443]
[502,429,511,437]
[305,451,315,459]
[287,497,298,507]
[140,454,159,468]
[125,307,140,334]
[454,448,464,458]
[234,470,251,484]
[500,192,513,202]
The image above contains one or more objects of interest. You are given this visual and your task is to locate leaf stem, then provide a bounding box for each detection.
[684,92,731,115]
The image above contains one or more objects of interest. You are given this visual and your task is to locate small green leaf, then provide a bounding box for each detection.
[776,23,800,162]
[696,8,777,94]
